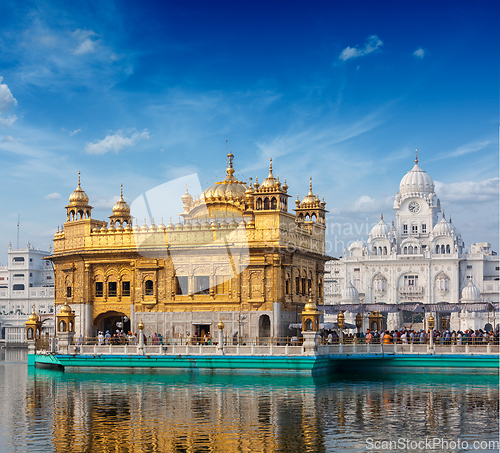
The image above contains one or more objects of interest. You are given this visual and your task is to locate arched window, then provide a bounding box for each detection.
[59,320,67,332]
[263,198,270,210]
[383,246,387,255]
[436,245,440,254]
[27,328,34,340]
[441,245,445,254]
[13,284,25,291]
[409,246,413,255]
[403,246,408,255]
[446,244,450,254]
[145,280,154,296]
[311,213,317,222]
[271,197,277,209]
[256,198,262,210]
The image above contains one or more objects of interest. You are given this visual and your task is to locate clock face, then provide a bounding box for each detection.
[408,201,420,213]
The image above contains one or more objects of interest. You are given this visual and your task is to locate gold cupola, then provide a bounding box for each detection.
[69,171,90,205]
[294,177,327,226]
[65,172,93,222]
[109,184,132,227]
[26,304,42,341]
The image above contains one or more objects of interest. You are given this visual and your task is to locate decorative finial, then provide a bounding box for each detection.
[309,177,312,190]
[381,213,383,220]
[442,210,445,219]
[226,151,234,176]
[415,149,418,164]
[120,184,123,198]
[78,171,81,187]
[269,158,273,172]
[449,216,452,223]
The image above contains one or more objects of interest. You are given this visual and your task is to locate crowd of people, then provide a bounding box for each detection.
[320,328,500,345]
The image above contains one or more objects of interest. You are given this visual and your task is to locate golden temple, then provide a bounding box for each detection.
[47,152,330,339]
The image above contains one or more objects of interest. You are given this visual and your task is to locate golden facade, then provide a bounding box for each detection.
[47,154,330,338]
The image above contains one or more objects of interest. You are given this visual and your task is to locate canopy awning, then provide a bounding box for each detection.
[318,302,497,314]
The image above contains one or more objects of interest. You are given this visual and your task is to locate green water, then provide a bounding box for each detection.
[1,348,498,452]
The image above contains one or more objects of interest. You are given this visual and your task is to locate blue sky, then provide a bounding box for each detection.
[0,0,498,261]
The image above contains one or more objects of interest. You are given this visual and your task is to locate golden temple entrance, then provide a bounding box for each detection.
[93,311,131,336]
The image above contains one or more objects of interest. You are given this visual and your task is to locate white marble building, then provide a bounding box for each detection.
[325,154,499,332]
[0,243,55,343]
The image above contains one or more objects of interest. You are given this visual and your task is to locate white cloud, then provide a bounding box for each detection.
[0,115,17,127]
[0,135,15,143]
[0,78,18,127]
[435,178,499,203]
[0,77,17,111]
[339,35,383,61]
[92,196,119,209]
[74,37,99,55]
[84,129,150,155]
[413,48,425,59]
[45,192,61,200]
[429,138,493,161]
[69,129,81,136]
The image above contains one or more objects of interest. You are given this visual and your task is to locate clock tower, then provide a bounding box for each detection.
[393,151,441,251]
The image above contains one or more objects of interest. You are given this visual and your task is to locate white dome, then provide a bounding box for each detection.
[348,240,365,251]
[370,216,389,238]
[461,281,481,302]
[432,216,453,236]
[342,281,359,302]
[399,162,434,196]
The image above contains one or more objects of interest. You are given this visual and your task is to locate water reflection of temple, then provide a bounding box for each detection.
[24,371,498,452]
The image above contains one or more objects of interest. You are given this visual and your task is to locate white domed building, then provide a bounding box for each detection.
[324,152,499,332]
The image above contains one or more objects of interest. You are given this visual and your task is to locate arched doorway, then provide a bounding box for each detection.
[258,314,271,338]
[93,311,131,337]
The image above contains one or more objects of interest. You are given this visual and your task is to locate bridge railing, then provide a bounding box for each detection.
[35,334,499,356]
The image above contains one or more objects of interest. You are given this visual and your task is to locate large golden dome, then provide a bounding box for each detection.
[69,172,90,205]
[201,152,249,201]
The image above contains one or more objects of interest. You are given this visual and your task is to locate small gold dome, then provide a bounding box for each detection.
[304,294,317,311]
[113,185,130,214]
[60,303,72,314]
[69,172,90,205]
[29,305,39,322]
[301,178,317,205]
[218,319,225,330]
[138,318,145,330]
[181,185,193,205]
[261,159,278,188]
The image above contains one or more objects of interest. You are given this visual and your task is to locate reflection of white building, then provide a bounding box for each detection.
[0,243,54,343]
[325,154,499,332]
